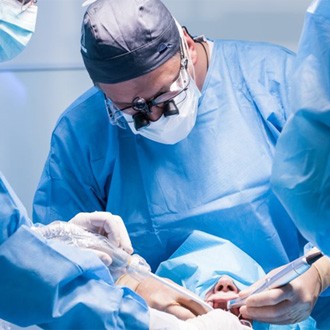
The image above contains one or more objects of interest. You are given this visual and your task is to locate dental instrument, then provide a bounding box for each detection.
[227,251,324,310]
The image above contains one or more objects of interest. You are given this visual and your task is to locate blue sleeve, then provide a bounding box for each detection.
[33,89,116,223]
[0,225,149,329]
[271,0,330,257]
[0,172,32,244]
[33,88,115,224]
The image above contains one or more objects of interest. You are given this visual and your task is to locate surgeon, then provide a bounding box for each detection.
[32,0,330,327]
[156,231,318,330]
[0,1,252,329]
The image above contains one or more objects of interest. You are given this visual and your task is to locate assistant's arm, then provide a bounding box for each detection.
[0,173,149,329]
[0,225,150,329]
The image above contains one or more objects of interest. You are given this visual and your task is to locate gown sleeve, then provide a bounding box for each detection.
[271,0,330,257]
[0,174,149,329]
[33,88,115,223]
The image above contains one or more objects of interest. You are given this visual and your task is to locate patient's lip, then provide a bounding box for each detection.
[206,291,239,310]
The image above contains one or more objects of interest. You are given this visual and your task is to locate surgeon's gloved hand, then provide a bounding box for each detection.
[239,253,330,324]
[116,274,210,320]
[69,211,133,253]
[148,308,252,330]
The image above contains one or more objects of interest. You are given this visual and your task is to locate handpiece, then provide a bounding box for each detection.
[227,251,323,310]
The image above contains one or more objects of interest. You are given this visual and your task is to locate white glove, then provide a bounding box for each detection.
[149,308,252,330]
[33,212,133,267]
[69,211,133,253]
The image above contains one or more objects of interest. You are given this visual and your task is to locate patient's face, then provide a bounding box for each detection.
[204,275,252,326]
[204,275,239,311]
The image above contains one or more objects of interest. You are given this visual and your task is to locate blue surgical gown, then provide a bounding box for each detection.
[272,0,330,257]
[33,40,305,275]
[0,172,149,329]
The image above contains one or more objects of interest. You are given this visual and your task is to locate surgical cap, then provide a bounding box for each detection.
[156,231,265,299]
[81,0,180,83]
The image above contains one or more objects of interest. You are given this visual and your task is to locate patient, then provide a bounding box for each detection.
[204,275,240,310]
[156,231,317,330]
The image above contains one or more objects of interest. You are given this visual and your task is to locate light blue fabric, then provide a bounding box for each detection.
[0,173,149,329]
[271,0,330,257]
[156,230,266,298]
[156,231,317,330]
[0,171,32,244]
[0,0,37,62]
[33,40,306,278]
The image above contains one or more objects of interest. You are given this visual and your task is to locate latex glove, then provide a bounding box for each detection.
[116,274,210,320]
[149,308,252,330]
[239,253,330,324]
[69,211,133,254]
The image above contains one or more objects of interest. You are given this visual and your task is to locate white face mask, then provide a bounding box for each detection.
[123,79,201,144]
[0,1,38,62]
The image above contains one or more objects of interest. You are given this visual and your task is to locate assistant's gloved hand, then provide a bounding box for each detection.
[239,251,330,324]
[32,211,133,267]
[116,274,210,320]
[69,211,133,252]
[149,308,252,330]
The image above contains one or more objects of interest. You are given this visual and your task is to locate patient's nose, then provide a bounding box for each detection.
[214,276,239,293]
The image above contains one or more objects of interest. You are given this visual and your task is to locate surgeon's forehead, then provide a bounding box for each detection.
[99,53,181,103]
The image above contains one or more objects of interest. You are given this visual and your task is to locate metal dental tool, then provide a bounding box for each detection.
[227,251,324,310]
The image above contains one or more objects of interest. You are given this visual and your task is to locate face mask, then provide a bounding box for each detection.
[0,1,38,62]
[123,79,201,144]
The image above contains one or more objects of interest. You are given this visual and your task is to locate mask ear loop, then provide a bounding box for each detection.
[173,19,197,82]
[182,25,209,71]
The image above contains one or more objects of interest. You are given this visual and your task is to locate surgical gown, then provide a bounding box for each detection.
[34,40,305,275]
[0,172,149,329]
[272,0,330,257]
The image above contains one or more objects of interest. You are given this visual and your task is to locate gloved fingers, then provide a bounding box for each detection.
[240,298,309,324]
[163,302,196,321]
[240,267,320,324]
[80,248,113,267]
[157,279,210,316]
[86,212,133,254]
[243,285,291,308]
[177,296,210,317]
[101,214,133,254]
[238,265,286,299]
[135,277,209,321]
[69,211,133,254]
